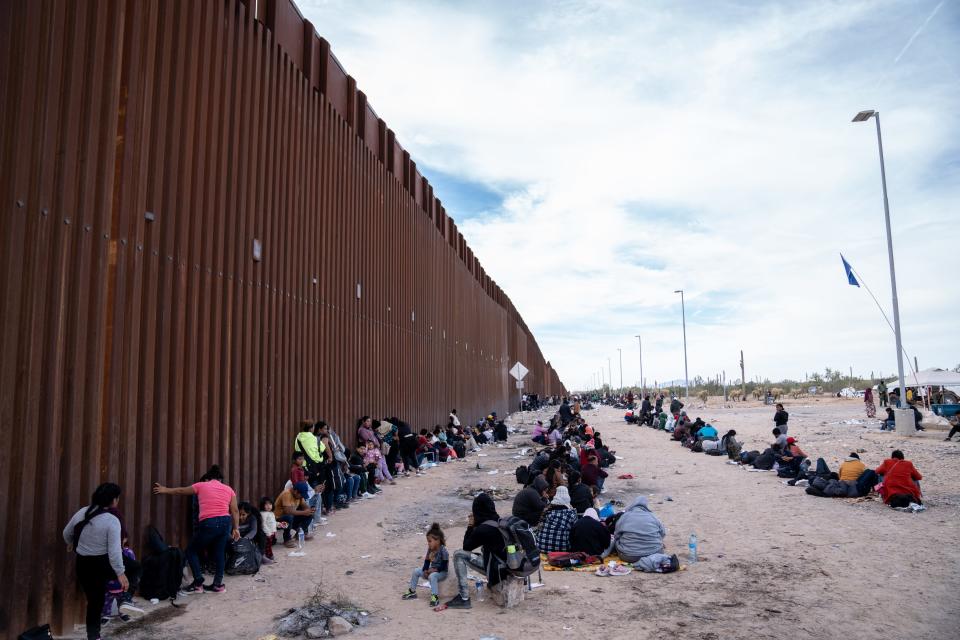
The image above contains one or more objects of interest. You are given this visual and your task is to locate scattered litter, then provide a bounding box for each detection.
[617,473,635,479]
[487,469,499,475]
[529,582,545,589]
[254,576,267,582]
[288,551,306,557]
[665,496,673,502]
[360,555,371,559]
[149,598,159,605]
[615,455,625,460]
[477,453,488,457]
[344,570,354,576]
[325,532,336,537]
[726,461,739,465]
[563,626,573,630]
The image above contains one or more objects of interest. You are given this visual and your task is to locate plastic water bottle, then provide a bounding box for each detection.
[297,528,305,550]
[688,533,698,563]
[475,579,485,601]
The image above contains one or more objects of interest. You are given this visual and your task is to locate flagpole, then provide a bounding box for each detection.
[848,264,919,383]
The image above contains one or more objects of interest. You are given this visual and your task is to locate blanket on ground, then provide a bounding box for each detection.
[540,552,625,571]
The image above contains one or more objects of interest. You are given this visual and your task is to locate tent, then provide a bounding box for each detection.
[886,368,960,388]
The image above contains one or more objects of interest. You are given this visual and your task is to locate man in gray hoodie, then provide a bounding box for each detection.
[602,496,677,573]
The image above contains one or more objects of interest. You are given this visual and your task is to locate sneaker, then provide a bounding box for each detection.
[444,594,472,609]
[361,492,373,499]
[261,556,275,565]
[178,581,204,595]
[337,501,350,509]
[202,583,226,593]
[389,480,397,485]
[401,589,418,600]
[415,472,425,477]
[429,594,440,607]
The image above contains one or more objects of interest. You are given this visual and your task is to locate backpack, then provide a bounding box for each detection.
[453,442,466,459]
[515,465,530,485]
[483,516,541,578]
[139,526,184,600]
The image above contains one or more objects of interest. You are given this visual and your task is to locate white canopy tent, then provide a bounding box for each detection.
[886,368,960,388]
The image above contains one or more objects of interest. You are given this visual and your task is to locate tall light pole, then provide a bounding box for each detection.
[635,335,644,397]
[852,109,907,410]
[674,290,689,399]
[607,357,613,395]
[617,348,623,391]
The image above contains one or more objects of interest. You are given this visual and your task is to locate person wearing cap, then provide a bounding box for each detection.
[778,437,807,478]
[839,453,866,482]
[536,486,579,553]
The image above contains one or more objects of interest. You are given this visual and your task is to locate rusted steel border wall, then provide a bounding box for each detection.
[0,0,566,633]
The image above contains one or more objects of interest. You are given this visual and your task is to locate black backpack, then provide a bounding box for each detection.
[453,442,466,459]
[753,449,775,470]
[483,516,541,578]
[139,526,184,600]
[515,465,530,485]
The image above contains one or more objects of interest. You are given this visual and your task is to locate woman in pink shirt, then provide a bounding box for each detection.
[154,464,239,593]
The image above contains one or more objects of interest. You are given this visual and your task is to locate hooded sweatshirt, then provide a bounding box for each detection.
[605,496,666,561]
[463,493,506,584]
[512,476,548,527]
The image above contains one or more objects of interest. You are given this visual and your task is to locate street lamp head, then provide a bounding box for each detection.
[673,289,682,294]
[852,109,876,122]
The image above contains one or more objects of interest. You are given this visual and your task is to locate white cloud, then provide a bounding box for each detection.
[300,0,960,389]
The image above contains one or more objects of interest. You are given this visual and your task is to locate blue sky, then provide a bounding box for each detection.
[300,0,960,389]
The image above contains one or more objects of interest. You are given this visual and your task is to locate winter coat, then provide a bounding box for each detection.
[604,496,665,560]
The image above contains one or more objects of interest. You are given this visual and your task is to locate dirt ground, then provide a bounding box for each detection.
[102,397,960,640]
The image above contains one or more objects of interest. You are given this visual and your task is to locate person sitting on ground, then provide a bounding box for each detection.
[569,508,612,556]
[512,475,549,527]
[273,485,315,547]
[909,404,925,431]
[717,430,742,458]
[227,501,265,573]
[696,421,718,442]
[591,432,616,467]
[581,453,608,492]
[364,439,395,485]
[876,450,923,508]
[528,448,552,477]
[493,419,509,442]
[839,452,866,482]
[402,522,449,607]
[350,444,378,496]
[543,460,566,499]
[536,486,579,553]
[356,415,379,446]
[771,427,787,452]
[446,493,506,610]
[881,407,896,431]
[531,420,548,445]
[290,451,311,499]
[567,470,594,514]
[777,437,808,478]
[602,496,678,573]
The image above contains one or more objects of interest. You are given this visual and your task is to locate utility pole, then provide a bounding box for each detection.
[635,335,644,398]
[740,350,746,400]
[608,357,613,395]
[617,348,623,392]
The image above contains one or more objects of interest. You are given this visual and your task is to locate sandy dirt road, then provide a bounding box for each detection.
[111,397,960,640]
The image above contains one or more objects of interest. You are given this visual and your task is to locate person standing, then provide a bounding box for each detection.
[877,380,888,407]
[773,403,789,435]
[154,464,239,593]
[63,483,128,640]
[864,388,877,418]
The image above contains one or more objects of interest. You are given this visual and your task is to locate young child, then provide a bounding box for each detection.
[259,496,278,562]
[401,523,449,607]
[364,440,395,485]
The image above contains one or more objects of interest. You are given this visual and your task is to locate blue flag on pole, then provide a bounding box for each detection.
[840,254,860,287]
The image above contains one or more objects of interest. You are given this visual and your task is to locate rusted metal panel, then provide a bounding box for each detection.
[0,0,566,634]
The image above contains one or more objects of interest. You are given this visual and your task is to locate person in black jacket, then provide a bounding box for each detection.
[569,508,611,556]
[773,403,789,435]
[512,476,548,526]
[558,398,573,426]
[446,493,506,609]
[567,470,594,514]
[640,395,653,425]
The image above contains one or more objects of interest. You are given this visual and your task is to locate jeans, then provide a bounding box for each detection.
[342,474,361,499]
[409,568,448,595]
[452,550,486,599]
[186,515,231,586]
[77,554,116,640]
[277,514,313,542]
